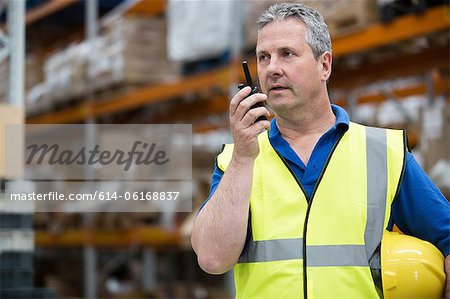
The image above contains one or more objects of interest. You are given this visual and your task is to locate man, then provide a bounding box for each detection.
[191,3,450,298]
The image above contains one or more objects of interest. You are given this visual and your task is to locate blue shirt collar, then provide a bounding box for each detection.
[269,104,350,139]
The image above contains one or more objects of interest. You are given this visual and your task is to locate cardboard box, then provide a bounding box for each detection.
[244,0,378,48]
[0,104,24,179]
[90,15,180,91]
[307,0,378,37]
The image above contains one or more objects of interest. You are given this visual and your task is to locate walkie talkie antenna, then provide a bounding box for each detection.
[242,61,253,86]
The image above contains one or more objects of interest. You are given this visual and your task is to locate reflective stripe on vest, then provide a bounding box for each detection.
[365,126,388,271]
[239,238,303,263]
[240,239,369,267]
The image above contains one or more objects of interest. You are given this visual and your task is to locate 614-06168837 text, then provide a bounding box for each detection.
[107,191,179,201]
[9,191,180,201]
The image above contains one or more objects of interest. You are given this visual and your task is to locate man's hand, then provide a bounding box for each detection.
[445,255,450,299]
[191,87,270,274]
[229,86,270,160]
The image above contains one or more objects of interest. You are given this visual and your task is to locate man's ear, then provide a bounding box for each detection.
[320,51,332,82]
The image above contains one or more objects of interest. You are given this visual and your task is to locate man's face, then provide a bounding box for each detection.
[256,18,328,113]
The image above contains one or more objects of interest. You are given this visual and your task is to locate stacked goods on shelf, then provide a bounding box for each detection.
[309,0,378,37]
[43,42,91,103]
[25,55,44,94]
[243,0,378,48]
[27,15,180,112]
[27,42,91,113]
[25,55,50,113]
[26,81,49,115]
[25,55,47,115]
[0,48,43,102]
[91,15,180,91]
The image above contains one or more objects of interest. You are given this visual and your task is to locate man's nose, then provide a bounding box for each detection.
[266,58,283,77]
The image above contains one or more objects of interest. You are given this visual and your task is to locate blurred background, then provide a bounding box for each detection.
[0,0,449,298]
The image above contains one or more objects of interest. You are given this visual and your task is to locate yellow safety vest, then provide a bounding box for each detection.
[217,122,406,299]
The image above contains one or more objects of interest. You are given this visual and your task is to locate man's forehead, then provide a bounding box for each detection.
[256,19,307,52]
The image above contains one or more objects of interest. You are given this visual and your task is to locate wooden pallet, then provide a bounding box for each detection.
[325,0,378,37]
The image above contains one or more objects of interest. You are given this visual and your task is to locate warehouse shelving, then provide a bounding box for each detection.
[25,5,450,125]
[0,0,77,28]
[35,226,180,248]
[340,76,448,105]
[123,0,164,16]
[25,0,79,26]
[27,65,231,124]
[17,0,164,26]
[332,5,449,57]
[26,70,449,125]
[331,45,449,88]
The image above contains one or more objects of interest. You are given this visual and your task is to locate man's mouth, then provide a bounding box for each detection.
[269,86,289,92]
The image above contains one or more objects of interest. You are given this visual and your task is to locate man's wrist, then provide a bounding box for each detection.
[230,153,256,168]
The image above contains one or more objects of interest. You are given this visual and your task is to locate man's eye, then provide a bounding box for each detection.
[258,55,269,62]
[284,51,294,57]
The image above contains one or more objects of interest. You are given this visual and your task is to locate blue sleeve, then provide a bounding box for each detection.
[197,163,224,212]
[389,152,450,256]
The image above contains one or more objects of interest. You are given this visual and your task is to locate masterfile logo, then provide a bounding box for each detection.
[5,124,192,180]
[26,141,170,171]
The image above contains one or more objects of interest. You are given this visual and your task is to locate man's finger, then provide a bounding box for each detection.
[233,93,267,122]
[229,86,252,117]
[241,107,270,127]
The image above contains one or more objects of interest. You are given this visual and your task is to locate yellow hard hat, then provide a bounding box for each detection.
[381,231,446,299]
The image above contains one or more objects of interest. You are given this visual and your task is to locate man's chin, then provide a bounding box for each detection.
[268,102,293,114]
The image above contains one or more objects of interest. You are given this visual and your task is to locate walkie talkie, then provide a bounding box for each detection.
[238,61,268,122]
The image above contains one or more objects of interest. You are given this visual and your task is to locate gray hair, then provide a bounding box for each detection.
[257,3,332,60]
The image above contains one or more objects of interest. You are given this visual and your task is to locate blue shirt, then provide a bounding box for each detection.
[200,105,450,256]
